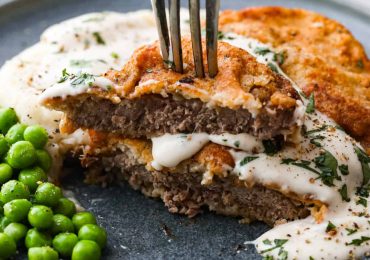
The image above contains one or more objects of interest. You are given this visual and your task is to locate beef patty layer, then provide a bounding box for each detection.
[64,94,295,139]
[44,38,299,140]
[84,145,309,226]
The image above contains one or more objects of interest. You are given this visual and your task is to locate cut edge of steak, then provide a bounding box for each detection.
[83,145,309,226]
[65,94,296,139]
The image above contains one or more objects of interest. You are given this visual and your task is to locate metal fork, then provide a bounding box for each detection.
[151,0,220,78]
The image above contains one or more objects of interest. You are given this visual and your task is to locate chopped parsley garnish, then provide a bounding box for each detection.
[339,164,349,176]
[70,59,92,67]
[234,141,240,148]
[263,239,272,245]
[309,257,315,260]
[338,184,350,202]
[273,52,285,65]
[239,156,259,166]
[281,158,320,175]
[277,247,288,260]
[217,31,234,40]
[325,221,336,233]
[305,93,315,114]
[254,47,271,56]
[357,197,368,207]
[356,185,369,198]
[70,72,95,87]
[92,32,106,45]
[267,62,279,73]
[111,52,120,59]
[314,150,340,186]
[57,68,70,83]
[222,139,227,142]
[260,239,288,254]
[345,228,358,236]
[354,146,370,186]
[346,236,370,246]
[305,125,328,136]
[310,135,325,147]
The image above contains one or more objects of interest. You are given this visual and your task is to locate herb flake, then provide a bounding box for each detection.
[356,197,367,207]
[346,236,370,246]
[306,93,315,114]
[338,184,350,202]
[240,156,259,167]
[325,221,336,233]
[92,32,106,45]
[260,239,288,254]
[345,228,358,236]
[339,164,349,176]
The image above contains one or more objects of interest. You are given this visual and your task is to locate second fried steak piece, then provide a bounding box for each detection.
[219,7,370,150]
[82,136,310,226]
[44,38,299,139]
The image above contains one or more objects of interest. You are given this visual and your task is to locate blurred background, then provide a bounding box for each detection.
[0,0,369,63]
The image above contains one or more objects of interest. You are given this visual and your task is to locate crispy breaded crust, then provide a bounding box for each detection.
[102,37,297,112]
[219,7,370,150]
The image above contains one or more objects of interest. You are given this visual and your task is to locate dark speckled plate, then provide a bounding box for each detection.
[0,1,369,259]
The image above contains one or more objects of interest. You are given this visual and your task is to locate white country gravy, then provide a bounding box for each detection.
[1,10,369,259]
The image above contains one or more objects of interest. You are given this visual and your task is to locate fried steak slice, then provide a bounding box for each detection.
[219,6,370,151]
[82,133,310,226]
[43,38,299,140]
[42,36,308,225]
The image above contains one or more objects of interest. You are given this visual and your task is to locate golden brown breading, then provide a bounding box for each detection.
[219,6,370,151]
[102,37,297,111]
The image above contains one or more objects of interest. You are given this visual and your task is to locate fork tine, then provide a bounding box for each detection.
[206,0,220,78]
[151,0,170,65]
[169,0,183,73]
[189,0,204,78]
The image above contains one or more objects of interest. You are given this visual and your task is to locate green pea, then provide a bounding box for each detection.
[0,135,9,158]
[28,246,59,260]
[35,182,62,207]
[52,232,78,257]
[5,123,27,145]
[72,212,97,231]
[0,232,16,258]
[78,224,107,249]
[28,205,53,229]
[6,141,37,169]
[24,125,49,149]
[0,163,12,184]
[54,198,76,218]
[51,214,74,235]
[25,228,52,248]
[0,216,11,231]
[4,222,28,243]
[18,166,47,192]
[36,149,52,172]
[4,199,32,222]
[71,240,101,260]
[0,108,18,134]
[1,180,30,203]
